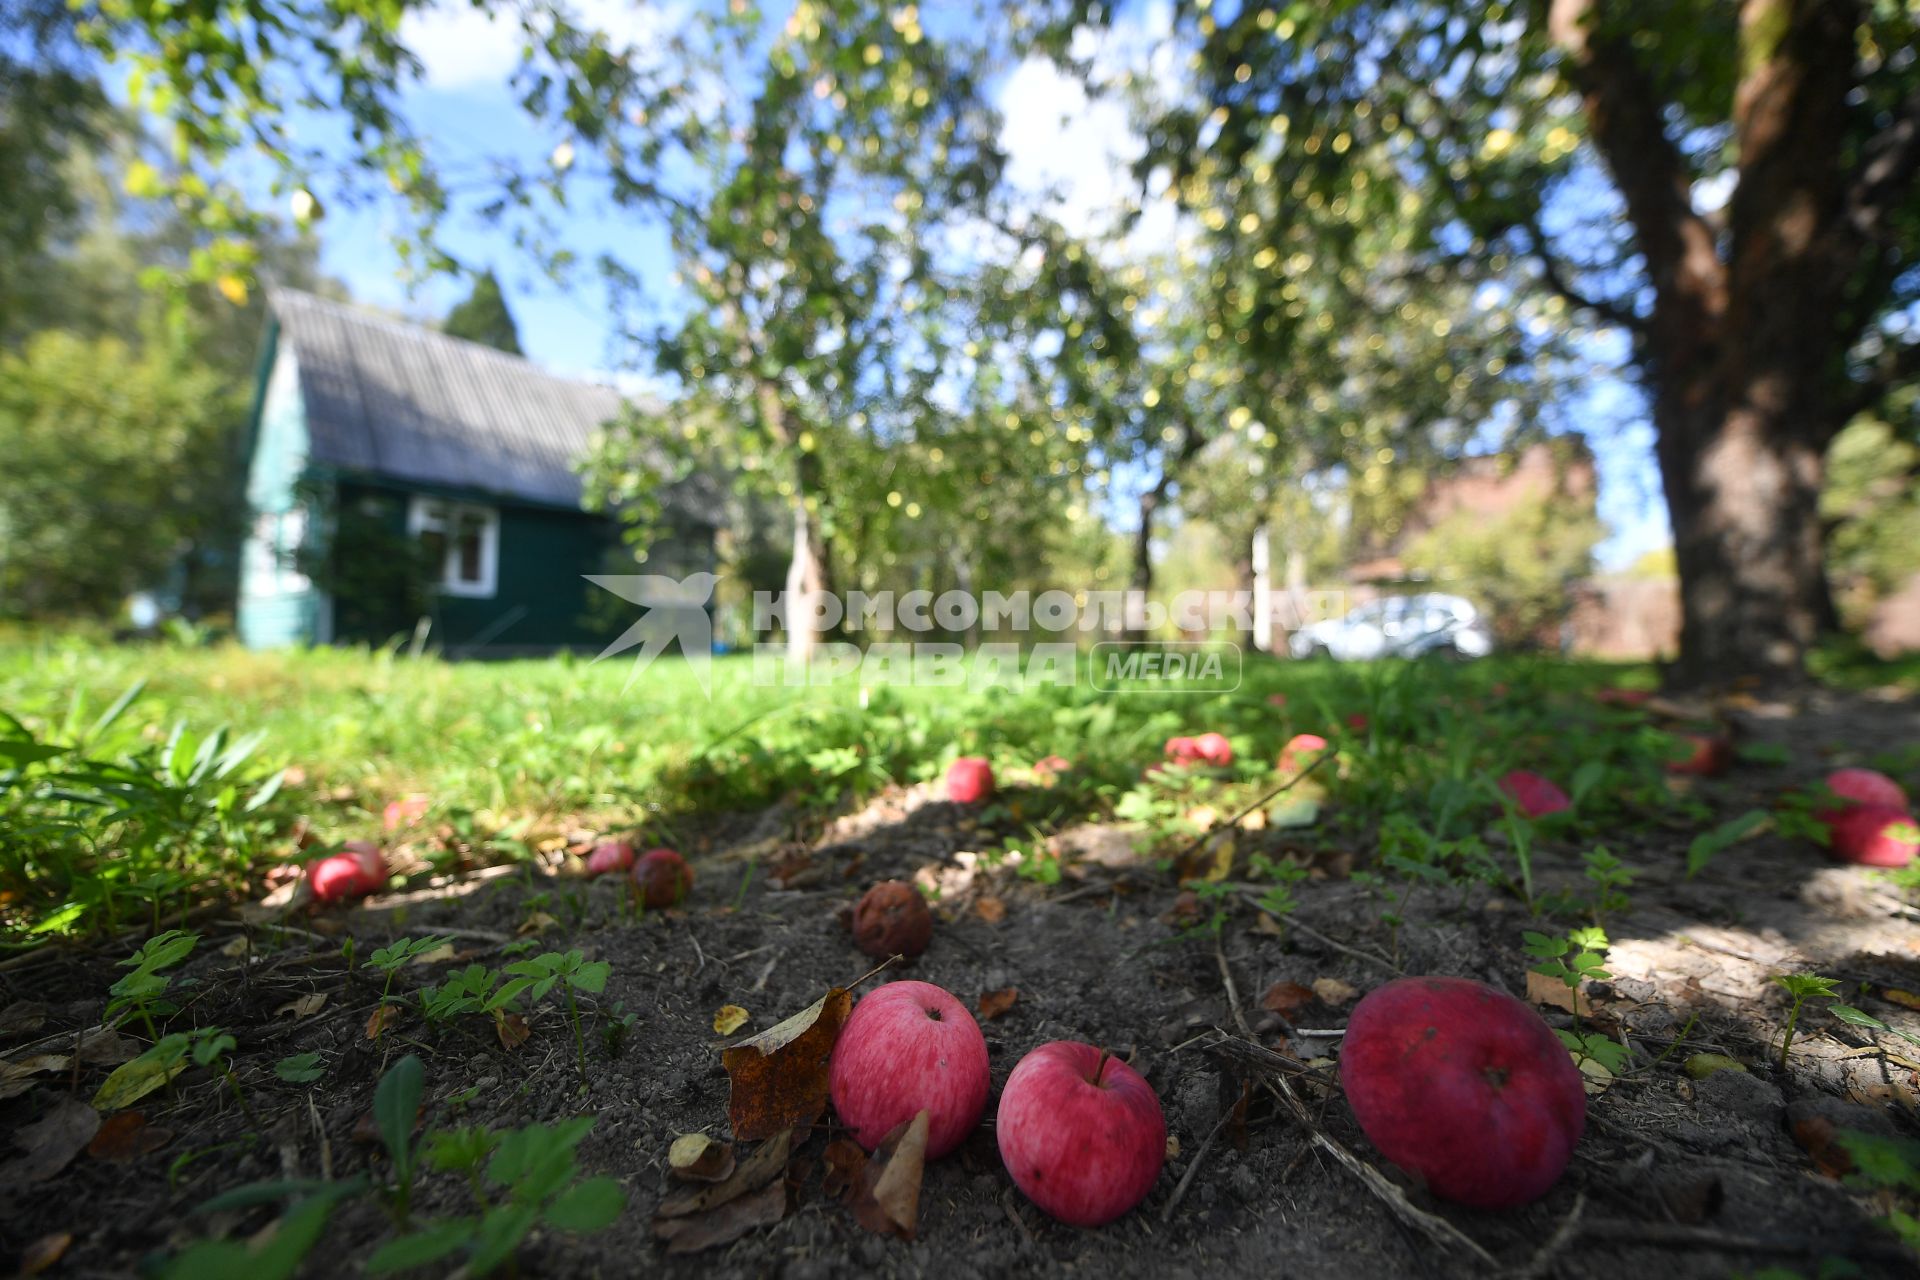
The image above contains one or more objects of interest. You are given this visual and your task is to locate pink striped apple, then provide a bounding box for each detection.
[997,1041,1166,1226]
[830,980,988,1159]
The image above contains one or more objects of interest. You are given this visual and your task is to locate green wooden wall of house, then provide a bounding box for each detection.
[236,298,716,655]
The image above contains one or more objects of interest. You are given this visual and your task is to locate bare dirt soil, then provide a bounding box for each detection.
[3,688,1918,1278]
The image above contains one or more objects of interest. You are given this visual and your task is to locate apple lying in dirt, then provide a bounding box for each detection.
[997,1041,1166,1226]
[946,756,996,804]
[1340,975,1585,1209]
[1277,732,1330,774]
[1165,733,1233,767]
[309,840,387,904]
[584,840,635,877]
[382,795,430,833]
[1499,770,1570,818]
[631,847,693,908]
[850,880,934,958]
[830,980,988,1159]
[1822,767,1908,813]
[1664,731,1732,777]
[1825,805,1920,868]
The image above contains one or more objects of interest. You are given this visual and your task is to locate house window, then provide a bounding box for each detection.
[407,497,499,598]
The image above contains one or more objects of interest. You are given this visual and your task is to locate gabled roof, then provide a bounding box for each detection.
[267,288,714,521]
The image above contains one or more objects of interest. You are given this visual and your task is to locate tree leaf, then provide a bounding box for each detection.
[0,1098,100,1185]
[374,1054,424,1180]
[365,1219,477,1274]
[846,1109,929,1240]
[543,1176,625,1232]
[91,1045,186,1111]
[721,988,851,1141]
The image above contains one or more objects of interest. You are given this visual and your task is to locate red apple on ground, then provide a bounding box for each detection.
[631,847,692,908]
[585,840,635,877]
[1825,805,1920,868]
[1664,731,1732,777]
[850,880,934,958]
[1822,767,1908,813]
[997,1041,1166,1226]
[829,980,988,1159]
[382,795,430,833]
[309,840,387,904]
[1164,733,1232,767]
[1277,732,1330,774]
[1339,976,1585,1209]
[1499,770,1571,819]
[946,756,996,804]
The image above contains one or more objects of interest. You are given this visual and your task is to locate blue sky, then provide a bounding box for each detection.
[299,0,1670,570]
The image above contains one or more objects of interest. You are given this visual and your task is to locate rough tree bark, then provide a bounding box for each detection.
[1546,0,1920,683]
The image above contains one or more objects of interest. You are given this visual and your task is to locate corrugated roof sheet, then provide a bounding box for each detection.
[269,288,711,520]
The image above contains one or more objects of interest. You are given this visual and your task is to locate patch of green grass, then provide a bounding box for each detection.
[1,632,1672,940]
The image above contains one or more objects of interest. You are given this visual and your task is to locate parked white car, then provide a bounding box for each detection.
[1288,593,1494,661]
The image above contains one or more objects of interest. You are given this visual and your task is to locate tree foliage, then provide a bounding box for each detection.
[442,271,523,355]
[0,331,236,616]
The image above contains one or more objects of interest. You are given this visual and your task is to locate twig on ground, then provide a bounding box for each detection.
[1173,750,1335,869]
[1002,1190,1040,1252]
[1162,1105,1234,1222]
[687,928,708,976]
[1573,1219,1915,1262]
[1269,912,1403,976]
[751,953,780,993]
[1514,1192,1584,1279]
[1216,933,1496,1268]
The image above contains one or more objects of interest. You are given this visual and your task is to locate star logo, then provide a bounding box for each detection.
[584,572,720,696]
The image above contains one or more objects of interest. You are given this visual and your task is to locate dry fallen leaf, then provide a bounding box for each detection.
[654,1128,793,1253]
[0,1000,49,1039]
[822,1137,868,1200]
[517,911,559,936]
[1524,971,1592,1017]
[1882,988,1920,1012]
[713,1005,750,1036]
[17,1232,72,1276]
[87,1110,173,1162]
[0,1098,100,1186]
[1311,978,1359,1006]
[976,988,1019,1021]
[496,1012,531,1051]
[668,1133,736,1183]
[722,989,852,1141]
[655,1178,786,1253]
[974,896,1006,924]
[0,1054,70,1101]
[847,1109,929,1240]
[411,944,457,966]
[219,935,251,959]
[92,1052,185,1112]
[1261,981,1317,1018]
[365,1005,400,1041]
[76,1028,138,1065]
[276,993,328,1020]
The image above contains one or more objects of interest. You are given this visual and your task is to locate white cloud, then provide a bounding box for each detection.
[400,0,684,93]
[992,1,1189,257]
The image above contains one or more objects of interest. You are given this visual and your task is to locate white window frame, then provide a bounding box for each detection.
[407,496,499,598]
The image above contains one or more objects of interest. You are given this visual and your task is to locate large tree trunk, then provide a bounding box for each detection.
[1547,0,1900,683]
[757,380,832,666]
[1652,393,1836,683]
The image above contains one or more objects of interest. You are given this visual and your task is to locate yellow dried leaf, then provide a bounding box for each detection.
[713,1005,750,1036]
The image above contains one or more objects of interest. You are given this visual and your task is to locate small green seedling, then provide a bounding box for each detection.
[1581,847,1634,924]
[1687,810,1770,878]
[1773,974,1841,1070]
[367,936,456,1008]
[1525,927,1629,1074]
[107,929,200,1041]
[501,950,611,1076]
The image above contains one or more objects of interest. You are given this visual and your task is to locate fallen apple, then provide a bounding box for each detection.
[997,1041,1166,1227]
[1498,770,1570,819]
[946,756,995,805]
[1822,767,1908,813]
[382,795,430,833]
[1032,754,1072,777]
[309,840,387,904]
[631,847,693,908]
[1664,731,1732,777]
[585,840,635,877]
[1825,805,1920,868]
[1339,975,1585,1209]
[829,980,988,1160]
[1277,732,1330,775]
[850,880,933,958]
[1165,733,1232,767]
